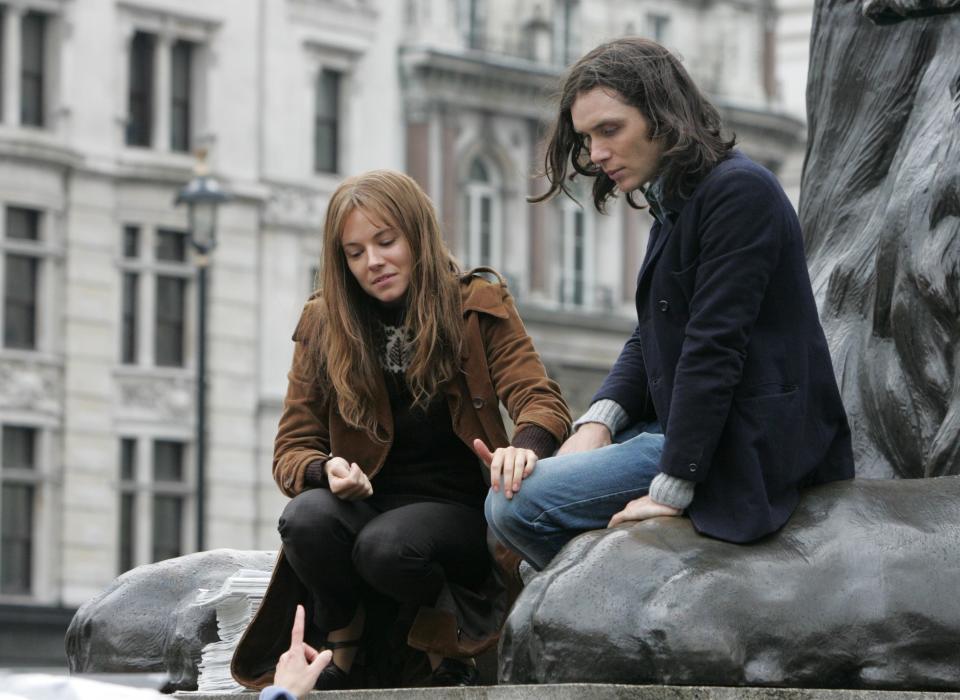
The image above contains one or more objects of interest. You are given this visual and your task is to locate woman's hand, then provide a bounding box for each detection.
[473,440,538,500]
[324,457,373,500]
[273,604,333,699]
[607,495,680,528]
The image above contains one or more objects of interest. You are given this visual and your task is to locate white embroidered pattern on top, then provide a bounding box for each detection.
[379,322,413,374]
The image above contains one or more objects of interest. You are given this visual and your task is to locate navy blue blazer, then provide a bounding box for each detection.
[595,151,854,543]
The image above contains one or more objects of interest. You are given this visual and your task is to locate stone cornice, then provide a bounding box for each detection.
[716,99,807,146]
[400,46,561,120]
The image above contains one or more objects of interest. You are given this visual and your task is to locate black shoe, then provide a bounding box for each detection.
[314,638,361,691]
[314,660,351,691]
[429,658,479,687]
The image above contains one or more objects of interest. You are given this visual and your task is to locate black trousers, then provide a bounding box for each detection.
[278,488,491,634]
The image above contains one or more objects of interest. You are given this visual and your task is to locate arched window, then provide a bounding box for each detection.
[463,156,501,269]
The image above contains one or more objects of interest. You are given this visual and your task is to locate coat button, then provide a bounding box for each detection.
[472,397,484,409]
[689,463,698,472]
[658,299,670,312]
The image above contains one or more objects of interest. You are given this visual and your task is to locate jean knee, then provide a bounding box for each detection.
[485,485,538,537]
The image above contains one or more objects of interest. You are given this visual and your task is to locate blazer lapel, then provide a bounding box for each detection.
[637,216,674,289]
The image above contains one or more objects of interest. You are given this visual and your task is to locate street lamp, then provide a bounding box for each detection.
[176,149,229,553]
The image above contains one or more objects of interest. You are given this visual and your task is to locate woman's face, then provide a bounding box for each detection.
[340,207,413,307]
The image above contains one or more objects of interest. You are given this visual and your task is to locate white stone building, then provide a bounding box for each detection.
[0,0,806,666]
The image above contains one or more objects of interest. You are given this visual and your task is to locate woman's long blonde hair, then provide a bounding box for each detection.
[309,170,464,441]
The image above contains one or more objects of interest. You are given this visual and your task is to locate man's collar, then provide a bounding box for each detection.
[640,176,685,223]
[641,177,669,224]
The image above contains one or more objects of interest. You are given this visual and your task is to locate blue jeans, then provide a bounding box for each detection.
[484,422,664,571]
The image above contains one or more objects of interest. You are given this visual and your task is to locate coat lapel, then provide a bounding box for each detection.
[637,216,673,289]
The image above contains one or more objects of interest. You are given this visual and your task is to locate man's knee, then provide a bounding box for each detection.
[485,486,538,537]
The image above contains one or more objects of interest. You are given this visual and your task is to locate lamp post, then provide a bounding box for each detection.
[176,149,228,553]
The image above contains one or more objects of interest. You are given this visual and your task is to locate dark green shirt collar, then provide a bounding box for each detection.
[641,177,669,224]
[641,177,686,224]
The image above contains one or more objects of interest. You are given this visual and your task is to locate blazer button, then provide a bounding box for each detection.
[472,397,485,409]
[689,463,698,473]
[658,299,670,312]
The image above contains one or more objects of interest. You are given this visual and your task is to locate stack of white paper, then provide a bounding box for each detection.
[194,568,272,693]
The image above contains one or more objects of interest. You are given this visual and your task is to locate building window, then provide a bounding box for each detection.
[314,68,341,174]
[170,40,192,152]
[1,426,38,595]
[126,27,204,152]
[118,438,136,573]
[151,440,185,562]
[647,13,670,44]
[3,206,43,350]
[20,11,46,127]
[553,0,580,65]
[558,198,594,309]
[117,437,190,573]
[120,226,139,364]
[463,157,501,269]
[465,0,486,50]
[118,226,191,367]
[155,229,188,367]
[126,32,154,147]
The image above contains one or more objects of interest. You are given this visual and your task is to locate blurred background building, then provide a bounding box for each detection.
[0,0,811,666]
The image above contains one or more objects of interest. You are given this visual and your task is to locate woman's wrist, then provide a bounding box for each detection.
[512,425,558,459]
[304,459,330,488]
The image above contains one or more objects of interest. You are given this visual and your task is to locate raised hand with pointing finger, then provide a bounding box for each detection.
[265,604,332,700]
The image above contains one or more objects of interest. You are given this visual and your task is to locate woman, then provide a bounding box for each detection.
[232,170,570,690]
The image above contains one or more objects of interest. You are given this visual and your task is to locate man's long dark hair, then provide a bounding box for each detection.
[532,37,736,212]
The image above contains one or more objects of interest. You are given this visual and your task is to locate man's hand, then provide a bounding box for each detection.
[608,495,681,528]
[325,457,373,500]
[273,604,332,699]
[473,439,538,500]
[557,422,611,456]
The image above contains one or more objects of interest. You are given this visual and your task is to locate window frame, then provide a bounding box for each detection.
[19,10,46,127]
[126,30,155,147]
[463,156,502,270]
[647,12,671,44]
[119,8,216,154]
[117,224,193,369]
[0,424,48,599]
[313,67,341,174]
[116,435,192,574]
[169,39,193,153]
[1,204,54,354]
[557,196,595,310]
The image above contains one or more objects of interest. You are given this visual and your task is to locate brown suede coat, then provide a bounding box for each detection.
[231,272,570,689]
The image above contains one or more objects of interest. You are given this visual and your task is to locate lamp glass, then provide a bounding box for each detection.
[190,201,218,252]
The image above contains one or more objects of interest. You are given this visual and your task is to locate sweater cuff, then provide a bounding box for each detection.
[573,399,630,437]
[512,425,559,460]
[259,686,297,700]
[649,472,695,510]
[304,459,329,488]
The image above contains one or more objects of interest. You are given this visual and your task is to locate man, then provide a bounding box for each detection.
[484,37,854,570]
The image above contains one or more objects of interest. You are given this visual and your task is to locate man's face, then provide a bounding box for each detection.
[570,87,665,193]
